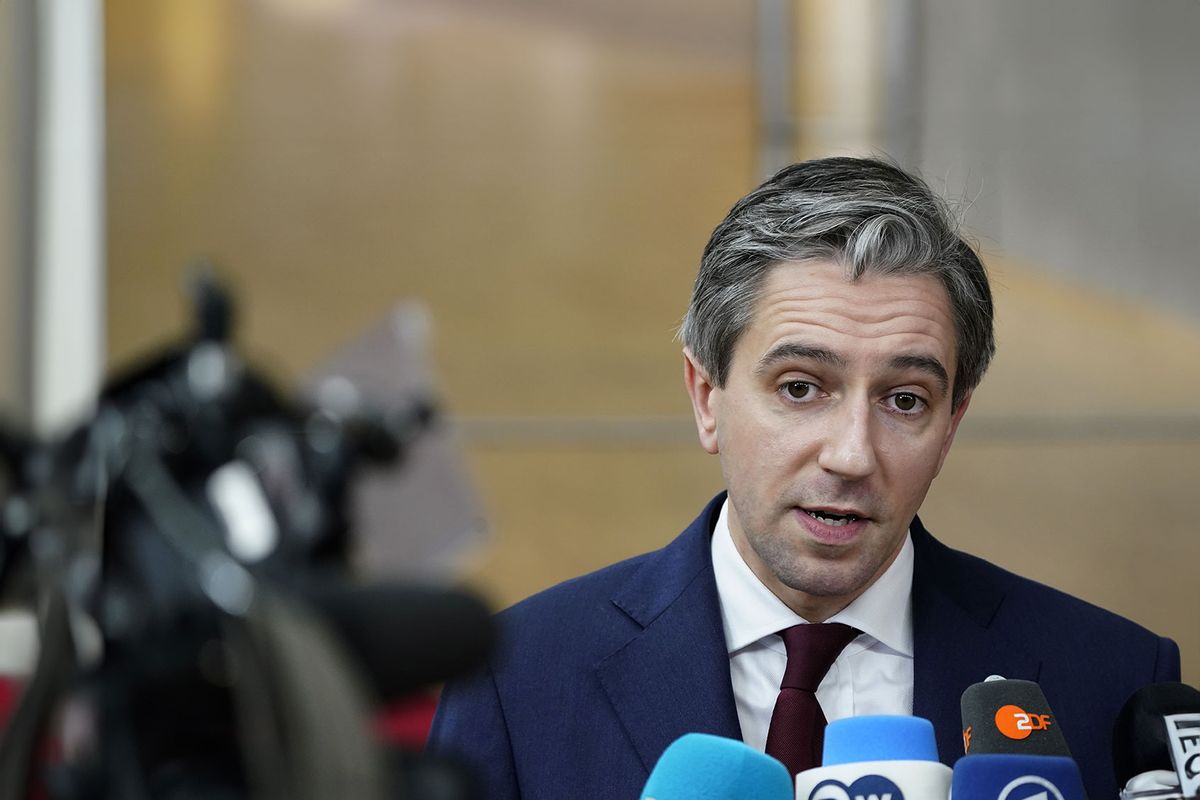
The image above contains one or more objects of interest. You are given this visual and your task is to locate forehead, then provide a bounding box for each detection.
[738,260,957,372]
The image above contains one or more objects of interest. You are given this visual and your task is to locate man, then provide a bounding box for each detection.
[428,158,1180,799]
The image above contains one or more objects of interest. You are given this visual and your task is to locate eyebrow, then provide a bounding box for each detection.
[889,354,950,396]
[754,342,951,397]
[754,342,844,377]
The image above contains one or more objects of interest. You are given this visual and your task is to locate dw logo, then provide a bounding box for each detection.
[807,775,905,800]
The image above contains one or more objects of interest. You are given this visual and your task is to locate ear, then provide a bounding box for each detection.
[934,391,972,477]
[682,348,720,455]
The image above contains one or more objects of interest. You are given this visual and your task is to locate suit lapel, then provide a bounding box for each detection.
[910,519,1042,764]
[595,496,742,774]
[592,505,1044,773]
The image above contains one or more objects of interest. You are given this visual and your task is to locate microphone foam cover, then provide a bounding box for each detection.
[640,734,792,800]
[304,581,494,699]
[952,754,1086,800]
[1113,682,1200,787]
[823,716,940,765]
[796,759,952,800]
[961,679,1071,757]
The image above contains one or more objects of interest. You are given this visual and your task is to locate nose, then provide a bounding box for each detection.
[817,395,878,480]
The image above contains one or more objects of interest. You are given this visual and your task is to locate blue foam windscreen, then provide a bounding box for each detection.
[640,733,793,800]
[952,754,1087,800]
[822,716,940,765]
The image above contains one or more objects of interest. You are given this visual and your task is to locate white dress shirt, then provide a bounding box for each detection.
[710,498,915,752]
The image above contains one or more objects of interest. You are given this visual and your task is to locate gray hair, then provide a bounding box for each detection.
[680,157,994,411]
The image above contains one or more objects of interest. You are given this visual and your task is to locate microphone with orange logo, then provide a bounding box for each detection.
[960,677,1072,757]
[955,678,1086,800]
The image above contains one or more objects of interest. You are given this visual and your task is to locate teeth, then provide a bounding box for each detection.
[806,510,858,526]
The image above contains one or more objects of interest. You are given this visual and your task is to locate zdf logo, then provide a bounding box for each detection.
[995,705,1053,740]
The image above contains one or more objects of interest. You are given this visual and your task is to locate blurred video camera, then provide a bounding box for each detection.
[0,272,491,799]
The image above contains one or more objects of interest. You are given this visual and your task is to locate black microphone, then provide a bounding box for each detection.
[296,581,494,701]
[1114,682,1200,798]
[958,677,1096,800]
[961,677,1071,757]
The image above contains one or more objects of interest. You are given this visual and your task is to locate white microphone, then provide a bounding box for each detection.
[794,716,951,800]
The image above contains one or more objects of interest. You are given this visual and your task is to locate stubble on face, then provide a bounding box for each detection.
[722,456,910,622]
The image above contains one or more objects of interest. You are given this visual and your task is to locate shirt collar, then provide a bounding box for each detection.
[711,497,914,658]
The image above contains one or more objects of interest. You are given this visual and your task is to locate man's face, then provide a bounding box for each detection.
[684,259,970,619]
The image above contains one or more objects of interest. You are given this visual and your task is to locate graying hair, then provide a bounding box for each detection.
[680,157,994,410]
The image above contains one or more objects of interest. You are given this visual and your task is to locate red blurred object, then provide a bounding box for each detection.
[0,676,23,731]
[0,676,53,800]
[374,690,440,749]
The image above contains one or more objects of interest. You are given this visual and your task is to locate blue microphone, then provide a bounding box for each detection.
[639,733,793,800]
[795,716,952,800]
[952,754,1087,800]
[823,715,940,763]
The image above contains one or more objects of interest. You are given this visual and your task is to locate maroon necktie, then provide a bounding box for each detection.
[763,622,860,777]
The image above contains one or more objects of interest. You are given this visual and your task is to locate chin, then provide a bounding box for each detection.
[777,563,872,600]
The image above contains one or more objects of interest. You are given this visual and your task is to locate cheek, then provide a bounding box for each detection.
[719,415,795,481]
[746,429,819,491]
[878,435,945,495]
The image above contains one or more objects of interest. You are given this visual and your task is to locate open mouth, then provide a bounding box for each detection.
[803,509,862,527]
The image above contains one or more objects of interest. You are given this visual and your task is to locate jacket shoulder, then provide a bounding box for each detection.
[494,549,657,655]
[913,519,1178,677]
[495,493,724,660]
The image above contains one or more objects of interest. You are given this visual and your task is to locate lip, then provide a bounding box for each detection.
[794,506,870,545]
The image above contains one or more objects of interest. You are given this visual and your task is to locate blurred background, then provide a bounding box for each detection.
[1,0,1196,688]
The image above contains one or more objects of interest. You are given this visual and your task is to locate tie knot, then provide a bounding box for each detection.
[778,623,860,691]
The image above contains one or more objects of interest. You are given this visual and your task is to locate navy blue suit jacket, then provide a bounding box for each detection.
[429,495,1180,799]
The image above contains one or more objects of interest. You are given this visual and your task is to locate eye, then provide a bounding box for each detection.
[886,392,926,415]
[783,381,813,400]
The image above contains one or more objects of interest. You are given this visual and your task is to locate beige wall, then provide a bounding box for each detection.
[0,0,34,420]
